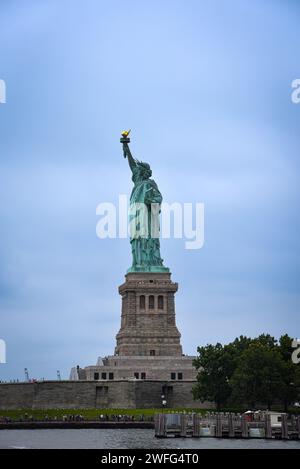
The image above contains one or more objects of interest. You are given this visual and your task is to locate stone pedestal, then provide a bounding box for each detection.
[115,272,182,357]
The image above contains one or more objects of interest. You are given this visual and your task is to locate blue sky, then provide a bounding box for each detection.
[0,0,299,380]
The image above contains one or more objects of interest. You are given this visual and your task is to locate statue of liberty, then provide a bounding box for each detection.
[120,130,169,273]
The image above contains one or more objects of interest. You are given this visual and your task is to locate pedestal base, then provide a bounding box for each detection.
[84,354,198,381]
[127,265,170,273]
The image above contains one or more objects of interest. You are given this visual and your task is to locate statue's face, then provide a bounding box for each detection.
[138,168,149,180]
[133,165,151,182]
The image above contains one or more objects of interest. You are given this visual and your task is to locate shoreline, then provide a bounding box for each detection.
[0,421,154,430]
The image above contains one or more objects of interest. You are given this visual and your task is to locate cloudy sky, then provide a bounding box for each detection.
[0,0,299,381]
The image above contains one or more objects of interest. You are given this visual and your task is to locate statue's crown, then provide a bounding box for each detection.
[138,161,150,170]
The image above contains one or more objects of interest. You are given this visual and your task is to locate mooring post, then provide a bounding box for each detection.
[154,414,158,436]
[291,414,295,434]
[265,413,272,439]
[228,413,234,438]
[180,414,187,437]
[193,413,200,437]
[162,413,167,437]
[241,414,248,438]
[154,414,160,437]
[281,414,288,440]
[155,413,166,437]
[216,413,222,438]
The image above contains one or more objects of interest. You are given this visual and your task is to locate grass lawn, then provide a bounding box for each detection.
[0,408,210,421]
[1,406,299,421]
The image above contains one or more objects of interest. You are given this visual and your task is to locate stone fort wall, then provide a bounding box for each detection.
[0,380,212,410]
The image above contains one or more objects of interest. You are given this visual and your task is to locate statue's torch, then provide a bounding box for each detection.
[120,129,131,158]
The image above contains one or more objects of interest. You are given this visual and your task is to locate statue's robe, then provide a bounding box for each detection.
[129,170,163,268]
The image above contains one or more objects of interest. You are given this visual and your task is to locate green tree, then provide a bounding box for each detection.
[229,342,285,409]
[192,343,231,410]
[254,333,277,348]
[223,335,252,376]
[193,334,300,410]
[278,334,300,411]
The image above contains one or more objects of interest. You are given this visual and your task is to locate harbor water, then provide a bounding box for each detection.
[0,429,299,449]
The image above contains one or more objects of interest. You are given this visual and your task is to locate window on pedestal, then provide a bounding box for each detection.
[171,372,176,380]
[150,350,156,356]
[149,295,154,309]
[134,372,139,379]
[94,372,99,380]
[101,372,107,380]
[109,372,114,380]
[158,295,164,309]
[139,295,145,309]
[141,372,146,379]
[178,373,183,380]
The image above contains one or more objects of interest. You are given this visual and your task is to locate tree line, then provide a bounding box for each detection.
[193,334,300,411]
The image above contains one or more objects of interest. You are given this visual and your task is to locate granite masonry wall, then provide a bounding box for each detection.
[0,380,212,410]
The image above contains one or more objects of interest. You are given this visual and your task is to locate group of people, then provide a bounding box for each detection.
[98,414,151,422]
[0,413,153,422]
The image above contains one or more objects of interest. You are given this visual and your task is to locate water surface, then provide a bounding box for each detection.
[0,429,299,449]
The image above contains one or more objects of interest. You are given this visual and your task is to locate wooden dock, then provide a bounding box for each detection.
[154,412,300,440]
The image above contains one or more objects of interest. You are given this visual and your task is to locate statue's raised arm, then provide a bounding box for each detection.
[120,130,136,172]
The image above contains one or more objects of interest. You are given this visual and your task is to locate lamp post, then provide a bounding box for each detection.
[161,394,167,413]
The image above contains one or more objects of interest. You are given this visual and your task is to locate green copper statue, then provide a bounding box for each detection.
[120,130,169,273]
